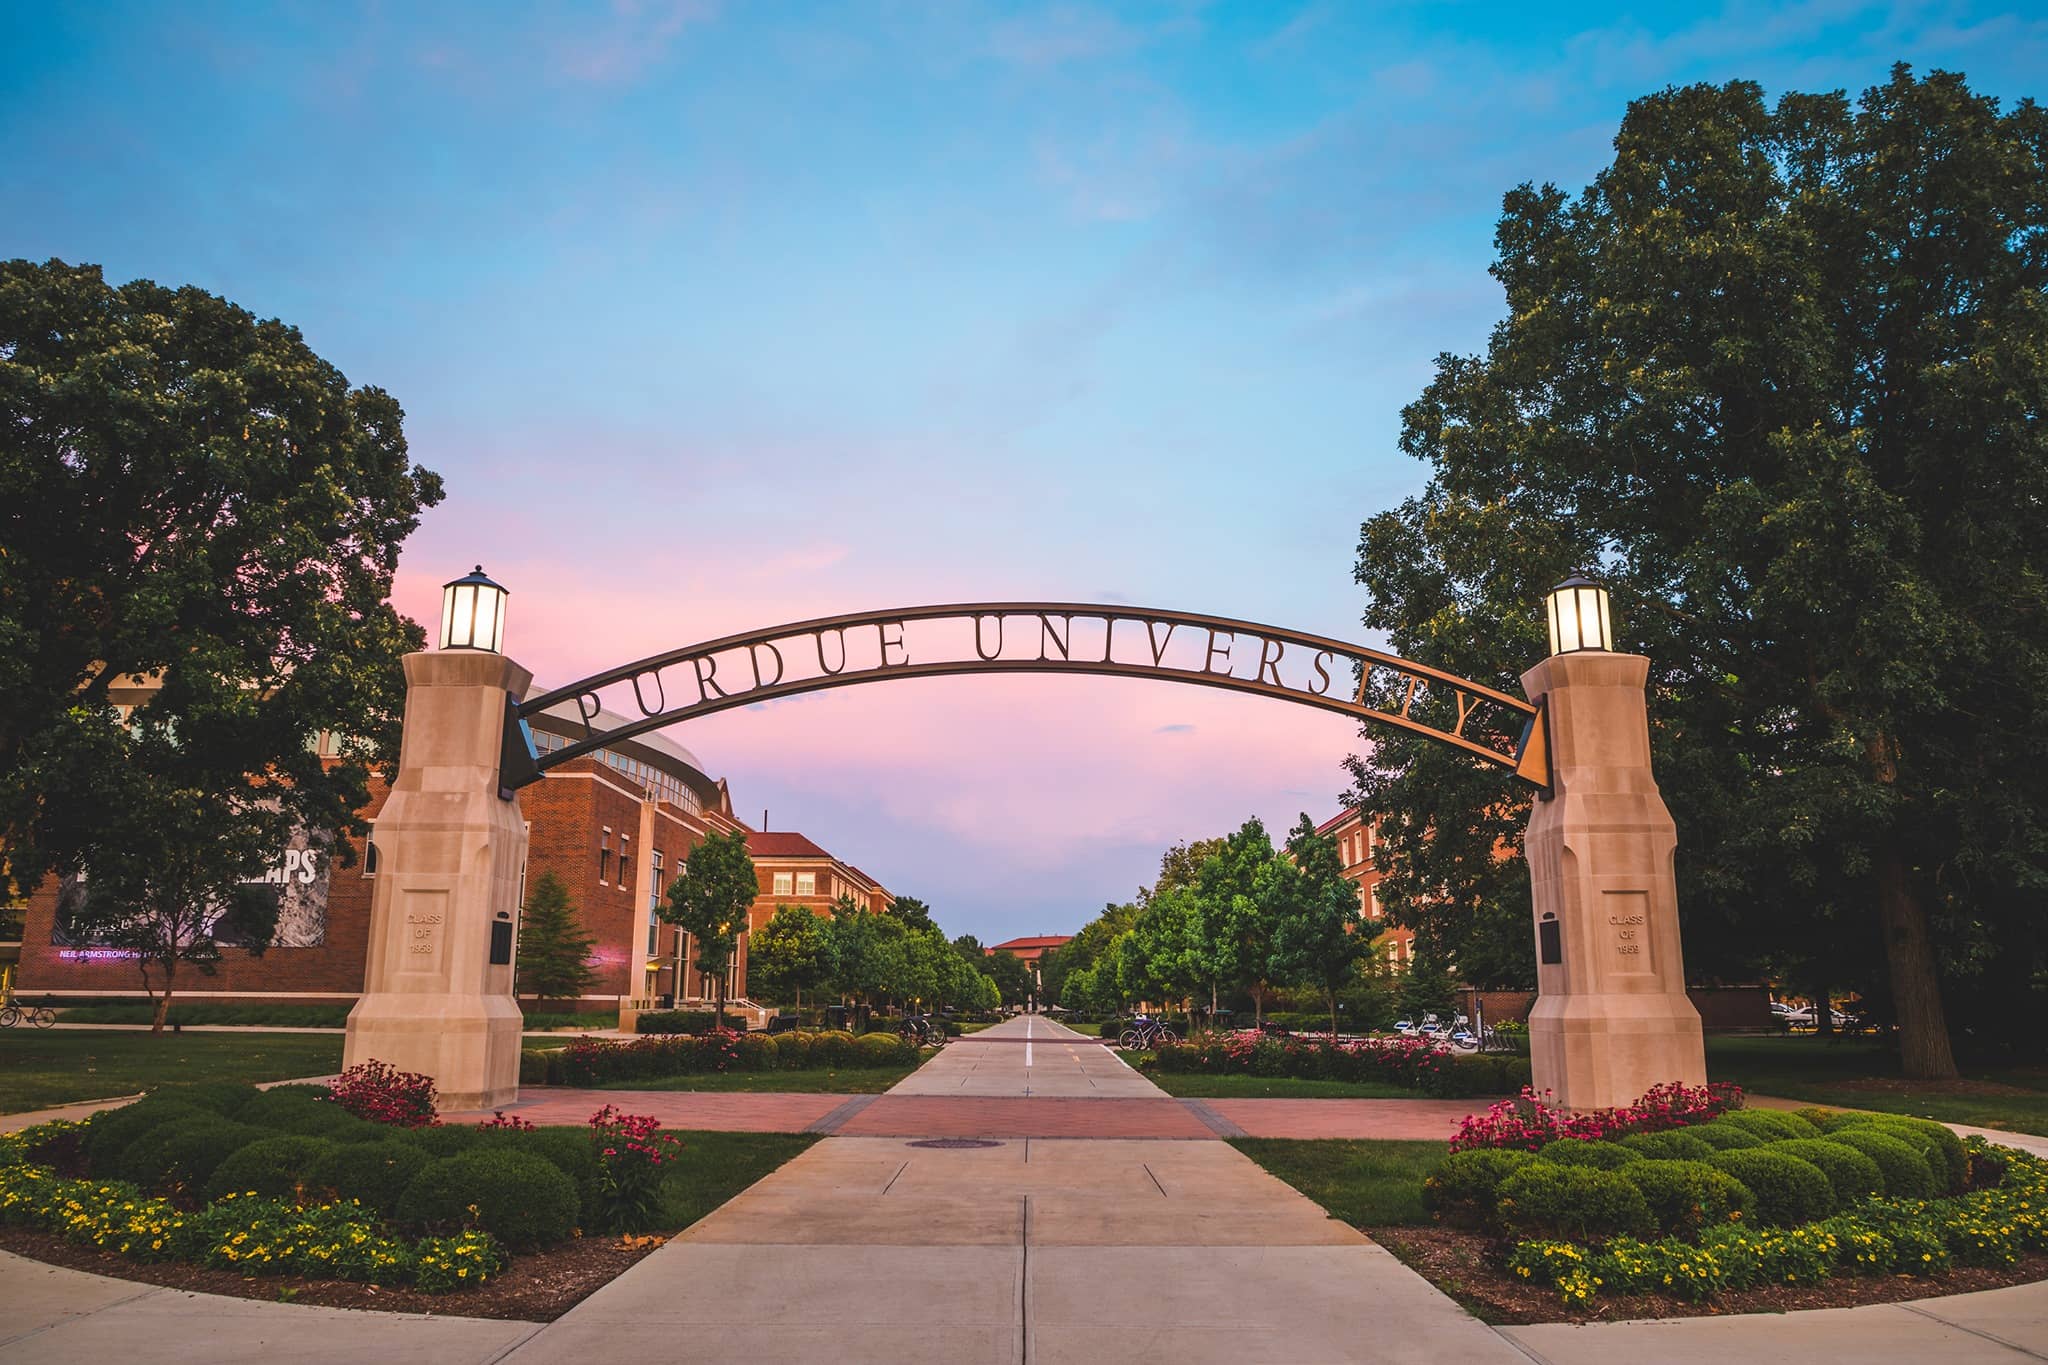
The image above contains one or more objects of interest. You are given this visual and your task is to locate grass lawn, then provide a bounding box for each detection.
[1228,1138,1443,1227]
[1707,1036,2048,1136]
[652,1129,818,1228]
[955,1021,999,1034]
[0,1030,344,1114]
[1057,1021,1102,1036]
[588,1065,918,1094]
[1139,1070,1419,1100]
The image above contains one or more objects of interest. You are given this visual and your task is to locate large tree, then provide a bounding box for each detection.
[1354,68,2048,1077]
[749,904,836,1008]
[1267,815,1371,1040]
[0,260,441,1028]
[662,829,756,1026]
[515,872,597,1006]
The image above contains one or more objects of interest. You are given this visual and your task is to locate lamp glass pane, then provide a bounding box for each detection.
[439,584,456,649]
[450,584,476,648]
[474,588,500,653]
[1547,595,1562,656]
[487,588,505,652]
[1594,587,1612,650]
[1553,589,1583,653]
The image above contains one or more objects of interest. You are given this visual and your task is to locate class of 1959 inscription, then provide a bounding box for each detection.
[1605,889,1651,974]
[398,890,448,973]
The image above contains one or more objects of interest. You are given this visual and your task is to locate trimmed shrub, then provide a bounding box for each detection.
[1769,1139,1885,1206]
[1714,1108,1821,1142]
[519,1049,553,1086]
[85,1100,203,1176]
[396,1149,580,1248]
[313,1140,432,1216]
[633,1010,719,1035]
[855,1032,917,1066]
[1422,1148,1535,1227]
[1706,1149,1835,1224]
[469,1126,602,1223]
[1429,1053,1531,1099]
[1861,1116,1968,1192]
[1618,1129,1717,1161]
[1793,1106,1853,1132]
[735,1032,778,1069]
[159,1082,263,1117]
[409,1125,487,1159]
[206,1135,341,1202]
[1616,1158,1750,1236]
[117,1118,264,1192]
[1495,1163,1654,1242]
[810,1030,859,1068]
[773,1032,813,1068]
[1691,1121,1764,1151]
[1823,1129,1937,1198]
[1533,1140,1641,1170]
[235,1088,343,1129]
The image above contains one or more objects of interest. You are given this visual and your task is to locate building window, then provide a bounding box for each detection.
[364,842,379,876]
[795,872,815,896]
[620,835,632,890]
[1369,886,1383,920]
[599,830,611,884]
[650,851,665,913]
[773,872,793,896]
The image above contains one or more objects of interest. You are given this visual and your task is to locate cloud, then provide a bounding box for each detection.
[985,5,1146,69]
[553,0,719,84]
[1155,722,1195,733]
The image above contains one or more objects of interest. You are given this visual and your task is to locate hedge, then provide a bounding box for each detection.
[1618,1130,1718,1162]
[1768,1139,1886,1207]
[542,1029,917,1086]
[633,1010,721,1035]
[1704,1148,1835,1225]
[1825,1127,1937,1199]
[1495,1164,1654,1242]
[1508,1138,2046,1307]
[1533,1140,1641,1170]
[1143,1033,1528,1098]
[1614,1158,1749,1236]
[1422,1148,1535,1227]
[395,1149,580,1249]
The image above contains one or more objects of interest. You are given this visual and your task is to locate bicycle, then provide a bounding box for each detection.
[1117,1017,1179,1050]
[0,1001,55,1029]
[898,1014,947,1047]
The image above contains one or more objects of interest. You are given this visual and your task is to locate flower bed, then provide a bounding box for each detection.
[539,1028,919,1087]
[1449,1081,1743,1152]
[0,1065,698,1300]
[1142,1031,1528,1098]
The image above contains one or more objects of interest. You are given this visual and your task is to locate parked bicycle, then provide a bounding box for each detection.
[0,996,55,1029]
[1117,1016,1179,1050]
[898,1014,947,1046]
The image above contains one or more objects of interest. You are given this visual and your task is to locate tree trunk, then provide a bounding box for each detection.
[1327,986,1339,1042]
[1811,975,1833,1038]
[1876,847,1958,1080]
[151,987,173,1033]
[1210,981,1218,1028]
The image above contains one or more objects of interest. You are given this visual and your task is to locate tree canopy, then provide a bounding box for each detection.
[516,871,597,1004]
[663,828,755,1023]
[1352,67,2048,1077]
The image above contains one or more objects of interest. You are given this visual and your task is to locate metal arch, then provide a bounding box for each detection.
[511,602,1551,792]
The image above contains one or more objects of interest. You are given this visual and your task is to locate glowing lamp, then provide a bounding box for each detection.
[440,566,508,653]
[1545,574,1612,656]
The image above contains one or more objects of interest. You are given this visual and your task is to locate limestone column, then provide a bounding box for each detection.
[343,649,529,1111]
[1521,651,1706,1110]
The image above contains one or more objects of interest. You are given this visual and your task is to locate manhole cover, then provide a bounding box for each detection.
[906,1138,1004,1149]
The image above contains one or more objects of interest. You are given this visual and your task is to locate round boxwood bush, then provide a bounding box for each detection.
[773,1033,813,1068]
[1422,1149,1535,1227]
[1768,1139,1885,1206]
[409,1125,487,1159]
[206,1135,341,1202]
[396,1149,580,1249]
[1690,1120,1765,1151]
[1618,1130,1717,1161]
[85,1099,204,1176]
[855,1031,915,1065]
[1615,1158,1751,1235]
[1533,1139,1641,1170]
[1823,1128,1936,1198]
[1714,1108,1822,1142]
[159,1081,263,1117]
[1858,1116,1967,1192]
[735,1032,778,1069]
[312,1139,431,1215]
[809,1030,858,1068]
[470,1127,603,1222]
[1705,1148,1834,1225]
[1494,1163,1654,1242]
[119,1117,264,1192]
[1793,1106,1853,1132]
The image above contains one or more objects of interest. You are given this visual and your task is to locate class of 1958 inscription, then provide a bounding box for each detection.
[1604,889,1651,974]
[399,889,449,974]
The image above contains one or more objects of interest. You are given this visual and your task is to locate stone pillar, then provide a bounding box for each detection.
[343,649,529,1112]
[1521,651,1705,1110]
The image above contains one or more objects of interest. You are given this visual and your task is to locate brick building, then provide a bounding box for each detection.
[12,696,888,1017]
[985,934,1072,992]
[1313,807,1414,968]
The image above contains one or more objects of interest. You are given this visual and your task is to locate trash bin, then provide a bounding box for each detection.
[825,1004,851,1031]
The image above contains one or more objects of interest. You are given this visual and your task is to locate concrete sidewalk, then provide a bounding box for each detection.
[501,1015,1525,1365]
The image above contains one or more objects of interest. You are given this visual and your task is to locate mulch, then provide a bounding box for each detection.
[0,1224,658,1322]
[1369,1225,2048,1325]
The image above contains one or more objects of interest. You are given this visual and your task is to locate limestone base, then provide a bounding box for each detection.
[1529,992,1707,1112]
[343,992,524,1112]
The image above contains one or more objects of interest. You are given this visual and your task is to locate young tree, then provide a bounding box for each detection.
[749,904,836,1008]
[983,949,1034,1007]
[829,898,909,1008]
[515,872,596,1006]
[661,829,756,1026]
[1197,819,1279,1026]
[0,260,439,912]
[1355,68,2048,1077]
[1268,815,1370,1039]
[886,895,938,933]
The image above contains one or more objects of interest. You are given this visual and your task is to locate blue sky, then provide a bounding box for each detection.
[4,1,2042,942]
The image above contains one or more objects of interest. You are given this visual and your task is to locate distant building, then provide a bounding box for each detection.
[12,691,889,1021]
[986,933,1073,992]
[1313,808,1413,968]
